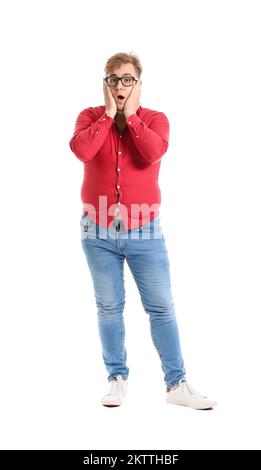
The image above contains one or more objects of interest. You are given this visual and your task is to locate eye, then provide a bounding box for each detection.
[106,77,118,86]
[122,77,133,85]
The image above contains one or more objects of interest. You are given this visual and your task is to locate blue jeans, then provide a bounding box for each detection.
[80,213,186,387]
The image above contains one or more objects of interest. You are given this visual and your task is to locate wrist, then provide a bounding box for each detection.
[105,109,116,119]
[124,110,136,118]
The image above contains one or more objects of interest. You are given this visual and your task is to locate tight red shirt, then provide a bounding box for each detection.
[69,105,169,230]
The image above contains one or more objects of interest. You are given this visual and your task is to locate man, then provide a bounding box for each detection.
[69,52,217,410]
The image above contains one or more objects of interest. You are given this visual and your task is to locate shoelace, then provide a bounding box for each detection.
[107,378,121,396]
[182,381,207,398]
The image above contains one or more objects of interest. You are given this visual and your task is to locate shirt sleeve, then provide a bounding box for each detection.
[69,108,114,163]
[125,112,170,165]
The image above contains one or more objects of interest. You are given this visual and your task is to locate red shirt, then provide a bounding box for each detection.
[69,105,170,230]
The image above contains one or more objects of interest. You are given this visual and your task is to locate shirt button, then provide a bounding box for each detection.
[136,135,138,138]
[118,202,121,206]
[102,118,105,121]
[120,135,122,138]
[117,185,120,188]
[96,131,99,134]
[128,121,131,124]
[118,151,122,155]
[117,168,121,172]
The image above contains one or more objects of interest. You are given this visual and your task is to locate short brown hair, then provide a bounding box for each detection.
[104,51,142,78]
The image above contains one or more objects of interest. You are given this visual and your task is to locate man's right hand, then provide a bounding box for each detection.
[103,79,117,118]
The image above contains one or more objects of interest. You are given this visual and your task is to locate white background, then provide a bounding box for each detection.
[0,0,260,450]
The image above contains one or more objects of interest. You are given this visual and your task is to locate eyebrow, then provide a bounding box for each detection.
[109,73,132,77]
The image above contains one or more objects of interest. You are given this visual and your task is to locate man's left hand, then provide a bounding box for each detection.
[124,80,142,118]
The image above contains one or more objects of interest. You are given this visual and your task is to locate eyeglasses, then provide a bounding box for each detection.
[104,75,138,87]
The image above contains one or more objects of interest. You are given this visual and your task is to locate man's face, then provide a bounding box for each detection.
[106,63,138,114]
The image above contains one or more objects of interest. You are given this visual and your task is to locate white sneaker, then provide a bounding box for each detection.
[166,380,217,410]
[101,376,128,407]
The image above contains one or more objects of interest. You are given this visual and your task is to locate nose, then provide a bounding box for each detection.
[116,79,124,91]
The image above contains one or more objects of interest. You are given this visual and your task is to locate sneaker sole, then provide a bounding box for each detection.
[101,398,122,407]
[166,399,217,410]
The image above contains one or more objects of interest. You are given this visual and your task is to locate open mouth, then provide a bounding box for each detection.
[116,95,125,101]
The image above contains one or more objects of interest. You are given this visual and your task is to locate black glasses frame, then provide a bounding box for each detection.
[104,76,139,87]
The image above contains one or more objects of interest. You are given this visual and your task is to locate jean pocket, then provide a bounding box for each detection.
[80,214,97,239]
[138,216,163,238]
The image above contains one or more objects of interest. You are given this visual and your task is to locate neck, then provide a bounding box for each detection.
[115,112,126,122]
